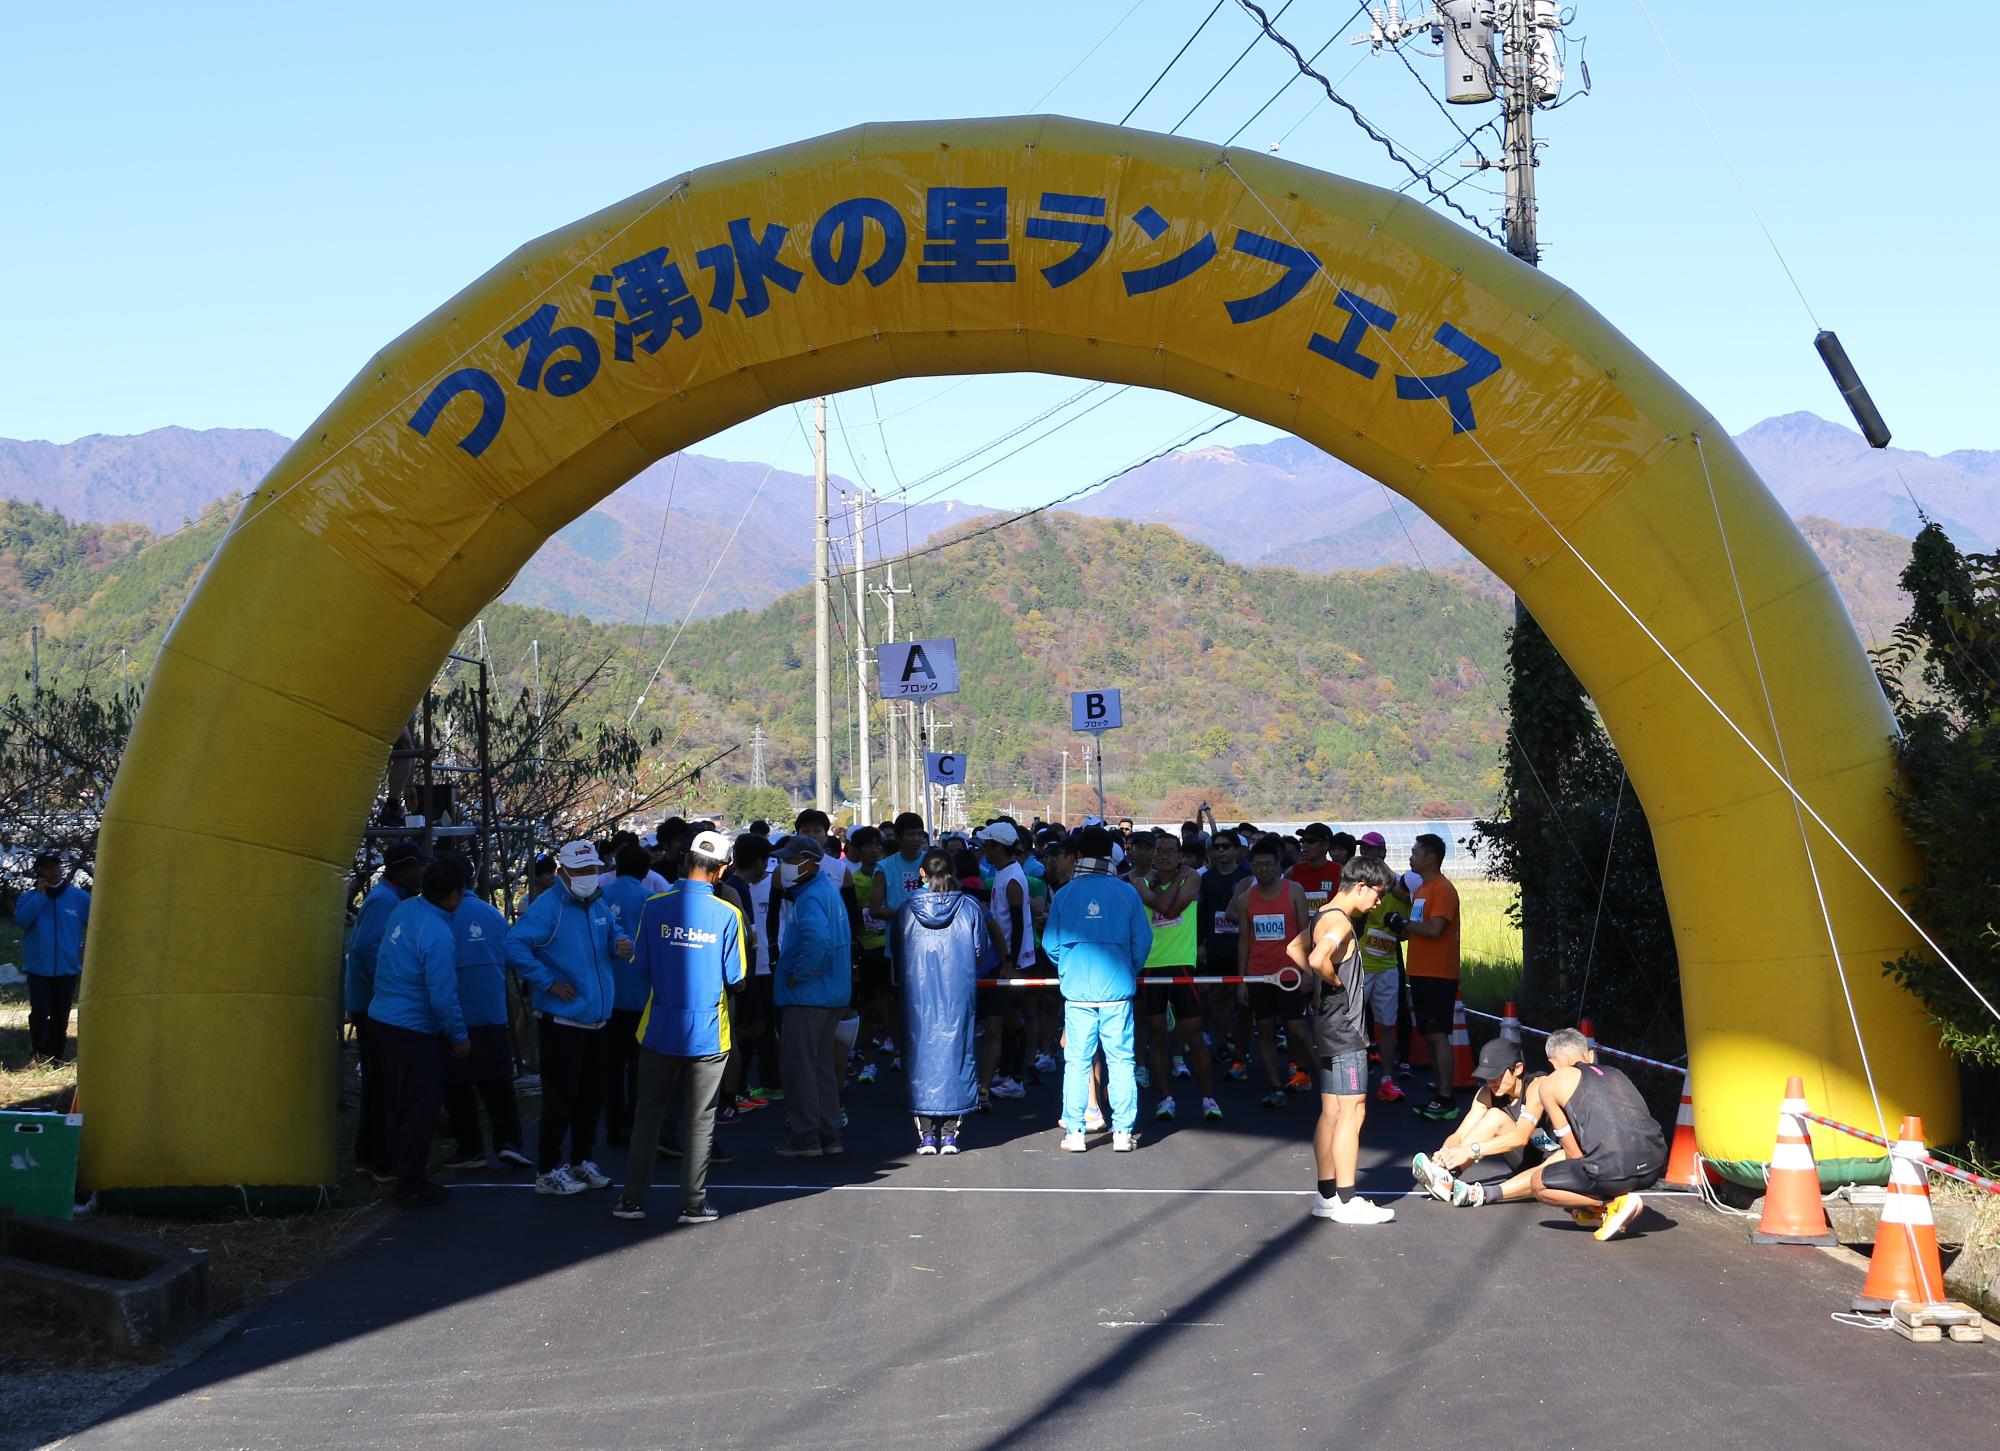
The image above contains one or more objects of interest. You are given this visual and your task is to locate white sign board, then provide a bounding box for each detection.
[878,638,959,699]
[1070,688,1123,732]
[924,752,965,788]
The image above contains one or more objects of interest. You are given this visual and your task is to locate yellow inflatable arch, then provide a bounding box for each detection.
[79,117,1955,1206]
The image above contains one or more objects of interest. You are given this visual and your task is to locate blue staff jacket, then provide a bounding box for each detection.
[505,885,624,1025]
[15,882,88,978]
[368,896,467,1042]
[450,896,511,1029]
[343,879,407,1015]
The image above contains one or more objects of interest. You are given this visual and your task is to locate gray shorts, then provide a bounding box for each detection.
[1318,1049,1369,1097]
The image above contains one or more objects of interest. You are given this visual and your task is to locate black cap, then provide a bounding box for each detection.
[1473,1038,1524,1082]
[382,839,431,869]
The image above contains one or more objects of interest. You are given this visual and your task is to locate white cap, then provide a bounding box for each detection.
[557,840,603,871]
[688,829,732,862]
[979,822,1021,847]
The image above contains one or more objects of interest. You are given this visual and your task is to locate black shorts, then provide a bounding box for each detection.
[1539,1150,1662,1202]
[856,947,891,1003]
[1142,969,1203,1023]
[1408,976,1459,1038]
[1250,983,1312,1023]
[977,979,1024,1018]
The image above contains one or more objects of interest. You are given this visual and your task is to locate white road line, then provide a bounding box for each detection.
[449,1182,1703,1199]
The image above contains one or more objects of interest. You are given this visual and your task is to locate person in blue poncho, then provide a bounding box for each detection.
[894,847,998,1156]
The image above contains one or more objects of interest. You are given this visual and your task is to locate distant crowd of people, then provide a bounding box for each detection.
[345,809,1662,1238]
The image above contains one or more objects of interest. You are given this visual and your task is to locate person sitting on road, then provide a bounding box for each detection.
[1420,1028,1666,1241]
[895,847,997,1156]
[1409,1038,1559,1192]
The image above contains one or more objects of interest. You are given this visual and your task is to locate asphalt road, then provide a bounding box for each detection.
[67,1061,1999,1449]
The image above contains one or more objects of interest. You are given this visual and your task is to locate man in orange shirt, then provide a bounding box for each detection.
[1389,832,1461,1120]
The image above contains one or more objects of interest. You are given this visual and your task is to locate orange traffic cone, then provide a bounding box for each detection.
[1662,1084,1711,1191]
[1500,1001,1522,1047]
[1450,996,1476,1088]
[1854,1116,1949,1311]
[1579,1017,1598,1055]
[1751,1076,1835,1245]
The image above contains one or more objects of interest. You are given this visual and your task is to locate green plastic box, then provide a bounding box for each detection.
[2,1111,82,1220]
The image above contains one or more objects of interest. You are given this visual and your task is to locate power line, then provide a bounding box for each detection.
[1222,5,1371,146]
[1121,0,1230,126]
[1168,0,1297,134]
[1229,0,1504,244]
[1032,0,1150,110]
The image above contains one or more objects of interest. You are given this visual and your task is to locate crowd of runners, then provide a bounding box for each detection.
[346,810,1664,1239]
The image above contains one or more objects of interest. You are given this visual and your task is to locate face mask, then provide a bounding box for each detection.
[778,862,803,889]
[561,870,601,902]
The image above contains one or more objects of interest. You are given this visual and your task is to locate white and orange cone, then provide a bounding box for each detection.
[1853,1115,1949,1312]
[1450,995,1476,1089]
[1751,1076,1835,1246]
[1661,1084,1712,1191]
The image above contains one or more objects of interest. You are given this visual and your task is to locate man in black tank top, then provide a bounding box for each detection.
[1428,1028,1667,1241]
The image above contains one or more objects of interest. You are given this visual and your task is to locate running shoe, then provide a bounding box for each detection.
[749,1084,783,1101]
[1376,1076,1405,1103]
[856,1063,878,1085]
[991,1077,1026,1099]
[1415,1097,1458,1121]
[1411,1152,1455,1203]
[611,1201,646,1221]
[841,1110,849,1128]
[977,1090,993,1114]
[1136,1065,1151,1088]
[879,1036,898,1056]
[495,1146,533,1169]
[1171,1055,1192,1080]
[1034,1052,1060,1074]
[1330,1195,1397,1225]
[1451,1177,1482,1208]
[1061,1131,1088,1152]
[1224,1059,1249,1082]
[678,1202,722,1225]
[1201,1096,1223,1121]
[1593,1193,1643,1242]
[1260,1090,1288,1109]
[571,1160,612,1190]
[1084,1112,1109,1133]
[1155,1096,1177,1121]
[1285,1069,1313,1094]
[917,1135,939,1156]
[442,1149,489,1171]
[890,1057,903,1072]
[1394,1061,1415,1079]
[1569,1206,1605,1230]
[775,1138,824,1158]
[716,1105,738,1126]
[939,1133,960,1155]
[535,1166,585,1196]
[1112,1131,1137,1152]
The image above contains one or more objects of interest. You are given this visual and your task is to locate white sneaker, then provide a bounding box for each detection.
[1061,1131,1088,1152]
[1034,1053,1060,1073]
[1112,1131,1137,1152]
[1084,1113,1109,1133]
[1312,1192,1395,1224]
[570,1160,612,1190]
[991,1077,1026,1099]
[535,1166,585,1196]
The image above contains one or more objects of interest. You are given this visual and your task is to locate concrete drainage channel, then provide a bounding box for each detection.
[0,1214,212,1351]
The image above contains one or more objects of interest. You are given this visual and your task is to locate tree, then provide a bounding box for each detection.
[1872,523,2000,1067]
[0,669,143,868]
[1477,614,1681,1057]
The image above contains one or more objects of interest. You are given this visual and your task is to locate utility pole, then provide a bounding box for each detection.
[869,563,912,818]
[813,397,833,814]
[530,639,542,719]
[749,724,768,789]
[1060,747,1070,824]
[850,490,873,824]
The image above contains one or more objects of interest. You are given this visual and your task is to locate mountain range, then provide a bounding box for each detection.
[0,411,1980,655]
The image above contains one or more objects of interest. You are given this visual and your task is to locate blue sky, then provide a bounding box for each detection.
[3,2,1985,511]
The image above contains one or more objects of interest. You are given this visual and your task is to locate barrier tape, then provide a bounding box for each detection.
[974,967,1306,993]
[1462,1007,1688,1078]
[1796,1109,2000,1197]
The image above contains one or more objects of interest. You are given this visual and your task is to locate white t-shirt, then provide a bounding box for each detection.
[744,872,775,976]
[643,870,669,895]
[990,861,1036,969]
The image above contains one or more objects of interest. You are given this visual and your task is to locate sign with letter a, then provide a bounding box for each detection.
[1070,688,1123,732]
[924,752,965,788]
[878,638,959,700]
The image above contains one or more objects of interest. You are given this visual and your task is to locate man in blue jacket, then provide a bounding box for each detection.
[15,852,89,1063]
[368,859,470,1208]
[1043,825,1152,1153]
[344,839,426,1178]
[613,830,746,1224]
[441,859,530,1173]
[505,840,632,1197]
[773,836,852,1158]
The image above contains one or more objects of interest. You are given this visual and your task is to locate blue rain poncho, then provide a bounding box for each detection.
[895,889,997,1118]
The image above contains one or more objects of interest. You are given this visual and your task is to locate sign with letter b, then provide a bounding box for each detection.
[878,638,959,700]
[1070,688,1123,732]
